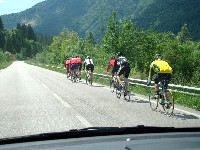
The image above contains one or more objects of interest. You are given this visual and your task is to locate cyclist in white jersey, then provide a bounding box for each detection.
[83,56,94,84]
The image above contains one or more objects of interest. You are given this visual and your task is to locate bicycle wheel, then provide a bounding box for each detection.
[149,88,158,111]
[110,79,115,93]
[162,89,174,116]
[124,91,130,102]
[116,86,121,99]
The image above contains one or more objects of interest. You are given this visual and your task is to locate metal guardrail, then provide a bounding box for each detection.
[94,73,200,95]
[30,63,200,95]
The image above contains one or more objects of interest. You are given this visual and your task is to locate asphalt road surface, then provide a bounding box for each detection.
[0,61,200,138]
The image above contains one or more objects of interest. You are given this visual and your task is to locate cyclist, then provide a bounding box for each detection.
[65,58,71,78]
[70,56,79,80]
[116,52,131,95]
[147,54,173,104]
[76,56,82,80]
[106,56,119,82]
[83,56,94,84]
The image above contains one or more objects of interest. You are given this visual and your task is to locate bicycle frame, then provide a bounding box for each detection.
[149,78,174,116]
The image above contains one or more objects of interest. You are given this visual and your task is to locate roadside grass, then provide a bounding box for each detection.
[26,60,200,111]
[0,61,13,70]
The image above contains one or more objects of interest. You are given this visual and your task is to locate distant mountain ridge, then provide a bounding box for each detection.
[1,0,200,40]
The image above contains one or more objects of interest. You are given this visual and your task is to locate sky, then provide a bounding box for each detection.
[0,0,45,16]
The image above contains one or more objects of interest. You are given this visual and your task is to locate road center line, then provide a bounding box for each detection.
[53,93,70,108]
[42,83,48,89]
[76,116,92,127]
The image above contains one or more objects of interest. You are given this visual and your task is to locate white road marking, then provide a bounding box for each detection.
[53,93,70,108]
[76,116,92,127]
[42,83,48,89]
[104,86,200,118]
[133,95,200,118]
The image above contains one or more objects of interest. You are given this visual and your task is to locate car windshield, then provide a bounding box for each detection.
[0,0,200,139]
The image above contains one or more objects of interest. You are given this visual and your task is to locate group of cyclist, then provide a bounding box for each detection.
[64,55,94,83]
[106,52,131,95]
[65,52,173,104]
[106,52,173,103]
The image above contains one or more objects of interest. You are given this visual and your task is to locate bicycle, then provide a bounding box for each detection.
[110,73,118,93]
[71,68,80,82]
[86,69,92,85]
[149,78,174,117]
[115,75,131,101]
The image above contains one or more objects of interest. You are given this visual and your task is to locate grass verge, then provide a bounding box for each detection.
[0,61,13,70]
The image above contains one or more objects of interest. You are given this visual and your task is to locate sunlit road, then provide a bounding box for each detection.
[0,61,200,138]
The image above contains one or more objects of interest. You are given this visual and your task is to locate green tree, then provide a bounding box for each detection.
[102,11,119,53]
[177,24,191,43]
[86,32,96,45]
[0,17,5,49]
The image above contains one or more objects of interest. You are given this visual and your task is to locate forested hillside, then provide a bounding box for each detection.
[1,0,200,40]
[134,0,200,40]
[0,17,51,60]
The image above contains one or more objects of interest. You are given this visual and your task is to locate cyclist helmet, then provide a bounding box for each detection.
[117,51,123,57]
[154,54,163,60]
[111,56,115,59]
[86,56,90,59]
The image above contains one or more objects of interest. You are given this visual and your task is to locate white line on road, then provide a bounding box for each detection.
[53,93,70,108]
[76,116,92,127]
[42,83,48,89]
[104,87,200,118]
[133,95,200,118]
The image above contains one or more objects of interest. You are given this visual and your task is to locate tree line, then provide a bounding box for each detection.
[0,17,52,60]
[2,12,199,87]
[36,12,200,87]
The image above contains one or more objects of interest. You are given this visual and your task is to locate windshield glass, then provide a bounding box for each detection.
[0,0,200,139]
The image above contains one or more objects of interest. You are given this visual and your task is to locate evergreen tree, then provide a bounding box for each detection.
[177,24,191,43]
[86,32,95,45]
[0,17,5,49]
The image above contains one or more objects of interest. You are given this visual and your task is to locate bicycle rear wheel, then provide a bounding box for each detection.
[149,88,158,111]
[116,86,121,99]
[110,78,117,93]
[162,90,174,116]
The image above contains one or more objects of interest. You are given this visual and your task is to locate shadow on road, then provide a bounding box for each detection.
[172,112,199,120]
[127,95,149,104]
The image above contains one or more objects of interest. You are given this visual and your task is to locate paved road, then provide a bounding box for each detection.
[0,61,199,138]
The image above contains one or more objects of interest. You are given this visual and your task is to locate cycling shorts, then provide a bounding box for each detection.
[66,65,70,70]
[86,64,94,72]
[154,73,172,89]
[71,64,79,71]
[118,65,131,78]
[112,67,119,75]
[78,64,82,71]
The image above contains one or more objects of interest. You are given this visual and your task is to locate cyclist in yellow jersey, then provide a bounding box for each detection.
[147,54,173,103]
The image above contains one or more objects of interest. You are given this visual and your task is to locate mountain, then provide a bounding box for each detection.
[134,0,200,40]
[1,0,200,41]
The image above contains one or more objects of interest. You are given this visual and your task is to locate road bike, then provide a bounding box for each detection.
[149,78,174,116]
[114,74,130,101]
[86,69,92,85]
[110,74,118,93]
[71,68,80,82]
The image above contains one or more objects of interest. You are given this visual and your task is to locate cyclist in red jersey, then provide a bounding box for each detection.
[106,56,119,82]
[76,56,82,80]
[70,56,79,80]
[65,58,71,77]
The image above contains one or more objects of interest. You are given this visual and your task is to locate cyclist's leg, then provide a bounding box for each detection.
[117,67,125,87]
[90,64,94,83]
[154,74,160,96]
[163,73,172,99]
[124,66,130,92]
[79,64,82,80]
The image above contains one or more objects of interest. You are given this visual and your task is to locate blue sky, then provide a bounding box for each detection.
[0,0,45,16]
